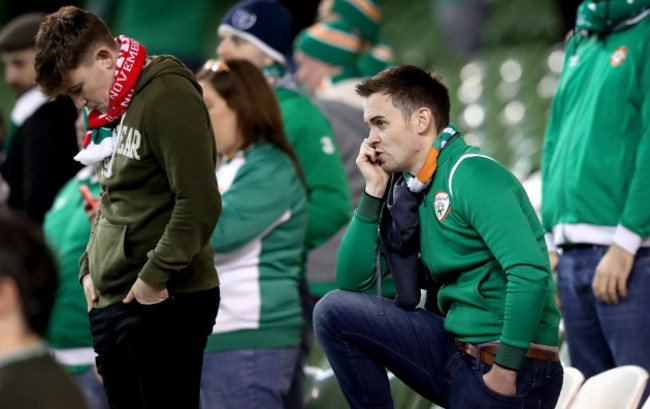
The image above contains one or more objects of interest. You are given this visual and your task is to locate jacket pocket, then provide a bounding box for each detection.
[88,221,134,293]
[475,264,507,318]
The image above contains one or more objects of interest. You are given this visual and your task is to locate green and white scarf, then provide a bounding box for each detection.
[576,0,650,34]
[404,125,459,193]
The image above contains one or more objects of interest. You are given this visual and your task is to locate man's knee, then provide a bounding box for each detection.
[313,290,359,338]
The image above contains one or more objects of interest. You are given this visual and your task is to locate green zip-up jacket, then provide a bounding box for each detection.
[275,87,351,252]
[44,167,99,371]
[80,56,221,308]
[337,138,561,370]
[541,15,650,253]
[206,143,307,352]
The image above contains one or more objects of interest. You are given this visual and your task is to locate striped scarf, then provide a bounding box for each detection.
[576,0,650,34]
[404,125,459,193]
[74,36,147,165]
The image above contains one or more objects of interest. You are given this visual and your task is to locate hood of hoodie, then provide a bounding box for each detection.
[134,55,201,97]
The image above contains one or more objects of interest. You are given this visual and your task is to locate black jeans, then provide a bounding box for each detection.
[89,287,220,409]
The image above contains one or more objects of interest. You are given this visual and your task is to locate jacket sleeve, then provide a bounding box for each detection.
[20,102,79,224]
[336,193,385,291]
[79,192,102,282]
[540,38,574,248]
[282,98,352,250]
[540,96,562,252]
[453,157,551,369]
[616,41,650,253]
[138,87,222,289]
[210,150,305,254]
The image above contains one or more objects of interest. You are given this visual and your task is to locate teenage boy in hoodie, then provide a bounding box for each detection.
[33,6,222,409]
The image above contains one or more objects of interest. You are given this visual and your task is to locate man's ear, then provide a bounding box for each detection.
[414,107,435,135]
[0,277,19,316]
[263,55,276,67]
[96,47,115,69]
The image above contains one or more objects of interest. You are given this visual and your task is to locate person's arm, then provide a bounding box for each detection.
[337,138,390,291]
[453,157,551,371]
[336,192,384,291]
[210,148,304,254]
[540,38,573,257]
[592,48,650,304]
[79,182,102,278]
[137,87,221,291]
[80,190,102,308]
[282,97,351,250]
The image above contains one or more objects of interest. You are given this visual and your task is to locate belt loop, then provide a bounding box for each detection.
[546,351,552,378]
[475,345,482,370]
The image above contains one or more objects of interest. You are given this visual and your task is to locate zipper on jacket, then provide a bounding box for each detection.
[423,196,434,271]
[559,131,569,245]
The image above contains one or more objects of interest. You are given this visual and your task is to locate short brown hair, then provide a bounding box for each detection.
[34,6,116,98]
[196,59,306,186]
[356,65,450,133]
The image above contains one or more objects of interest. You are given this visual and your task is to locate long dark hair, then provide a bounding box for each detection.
[197,59,306,187]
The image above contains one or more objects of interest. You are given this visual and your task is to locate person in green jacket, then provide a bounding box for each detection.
[196,59,308,409]
[541,0,650,402]
[215,2,351,407]
[217,0,350,255]
[33,6,221,409]
[294,19,397,300]
[313,65,563,409]
[41,111,108,409]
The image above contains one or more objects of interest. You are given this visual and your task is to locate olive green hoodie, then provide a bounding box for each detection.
[80,56,221,308]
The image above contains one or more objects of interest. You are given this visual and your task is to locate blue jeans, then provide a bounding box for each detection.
[200,346,300,409]
[73,368,109,409]
[314,290,563,409]
[558,245,650,403]
[284,278,315,409]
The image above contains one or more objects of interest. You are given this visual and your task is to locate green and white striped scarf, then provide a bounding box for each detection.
[576,0,650,34]
[404,125,459,193]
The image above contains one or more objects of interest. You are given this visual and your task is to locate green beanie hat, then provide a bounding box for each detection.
[357,39,394,77]
[0,12,45,52]
[296,20,362,68]
[331,0,381,42]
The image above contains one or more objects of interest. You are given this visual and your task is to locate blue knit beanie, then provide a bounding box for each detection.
[218,0,293,65]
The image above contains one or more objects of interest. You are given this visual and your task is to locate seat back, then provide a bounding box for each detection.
[570,365,648,409]
[555,367,584,409]
[640,394,650,409]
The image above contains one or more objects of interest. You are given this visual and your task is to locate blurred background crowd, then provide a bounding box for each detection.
[0,0,579,179]
[3,1,644,408]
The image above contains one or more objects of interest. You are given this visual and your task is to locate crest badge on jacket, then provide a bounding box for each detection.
[434,192,450,222]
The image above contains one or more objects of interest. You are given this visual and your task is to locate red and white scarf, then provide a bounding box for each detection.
[74,36,147,165]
